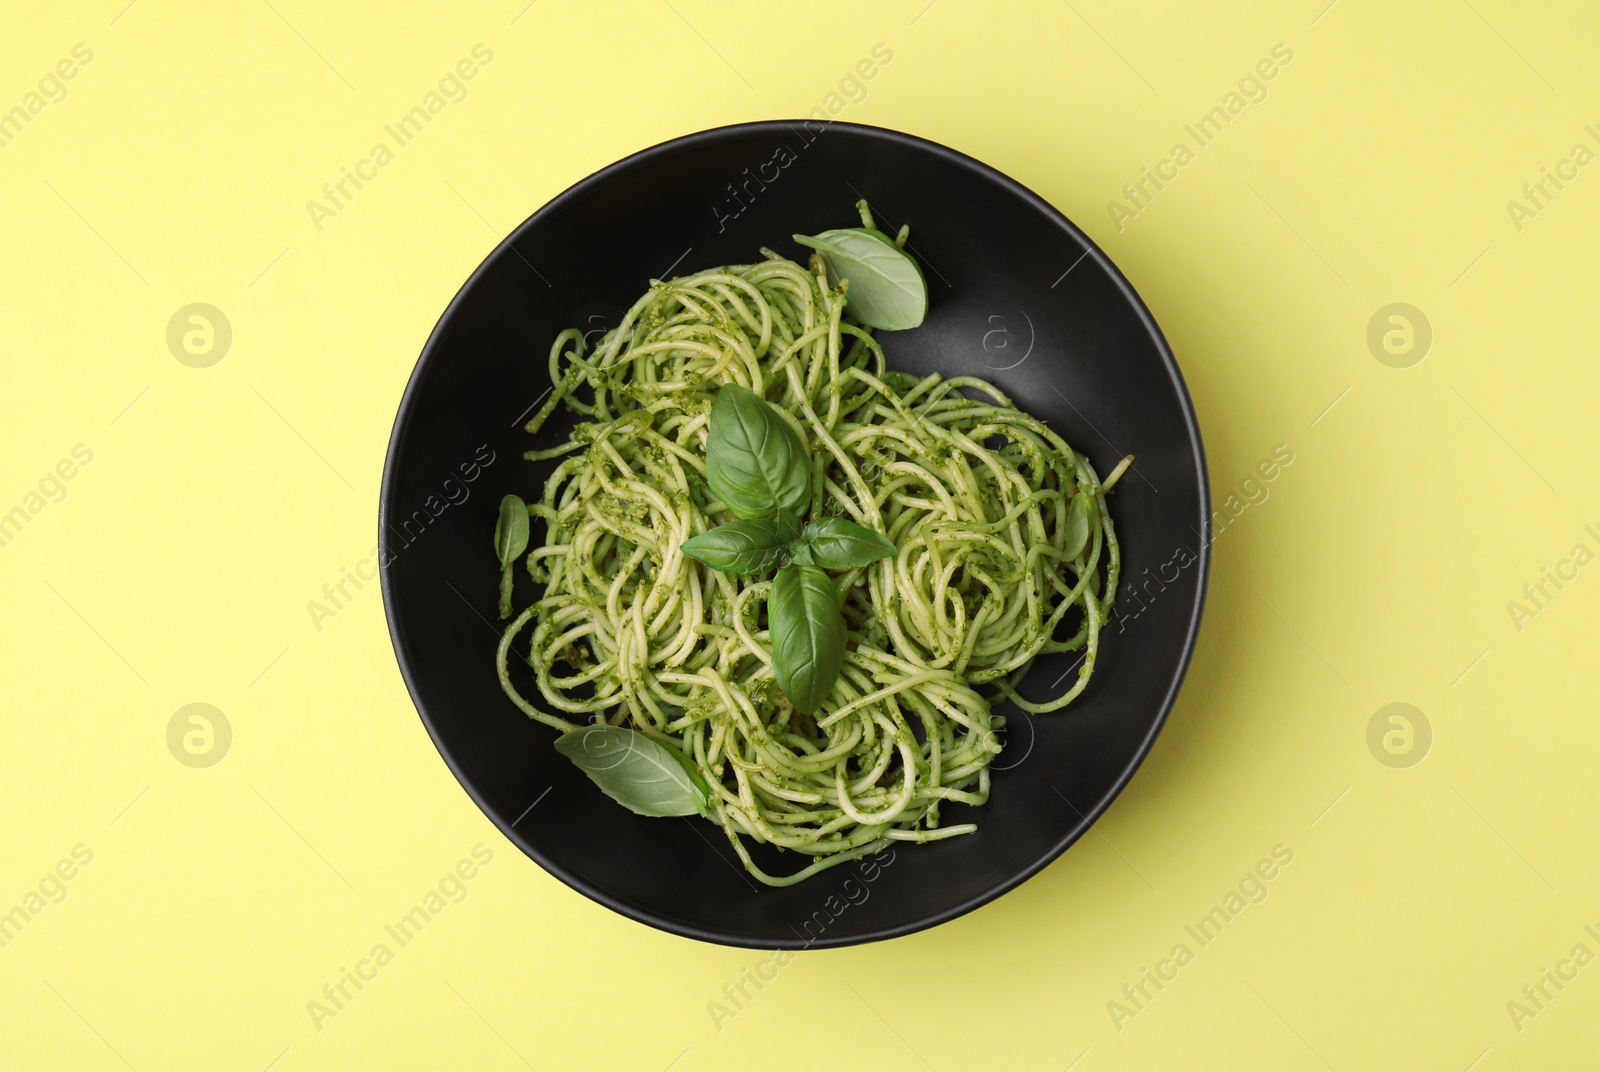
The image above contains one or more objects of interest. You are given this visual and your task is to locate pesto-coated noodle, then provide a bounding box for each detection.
[498,247,1127,886]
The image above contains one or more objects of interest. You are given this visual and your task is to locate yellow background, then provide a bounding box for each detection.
[3,0,1597,1068]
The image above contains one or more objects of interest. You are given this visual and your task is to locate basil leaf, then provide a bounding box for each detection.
[705,384,811,520]
[792,228,927,331]
[850,226,899,247]
[663,740,711,811]
[680,513,801,574]
[495,494,530,619]
[554,724,708,817]
[793,517,897,570]
[769,564,846,715]
[1061,492,1092,561]
[495,494,530,568]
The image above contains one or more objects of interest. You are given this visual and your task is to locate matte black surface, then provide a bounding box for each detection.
[379,121,1208,949]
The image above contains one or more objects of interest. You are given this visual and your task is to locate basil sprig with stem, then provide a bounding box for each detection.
[787,517,897,569]
[494,494,529,619]
[680,385,897,714]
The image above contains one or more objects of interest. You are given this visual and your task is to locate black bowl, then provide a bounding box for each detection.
[380,121,1208,948]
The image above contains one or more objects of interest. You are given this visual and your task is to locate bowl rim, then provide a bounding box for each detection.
[379,119,1210,949]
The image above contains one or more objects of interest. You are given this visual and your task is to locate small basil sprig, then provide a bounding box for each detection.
[680,385,897,714]
[682,513,892,574]
[495,494,529,618]
[788,517,898,569]
[555,724,708,817]
[679,513,801,574]
[794,200,927,331]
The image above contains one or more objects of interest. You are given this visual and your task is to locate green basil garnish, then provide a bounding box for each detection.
[1060,492,1092,561]
[769,565,846,716]
[792,221,927,332]
[680,513,801,574]
[791,517,897,570]
[495,493,530,619]
[680,371,898,713]
[554,724,708,817]
[704,384,811,520]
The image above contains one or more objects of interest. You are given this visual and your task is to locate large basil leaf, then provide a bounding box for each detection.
[705,384,811,520]
[790,517,896,570]
[769,564,846,715]
[680,513,801,574]
[1060,492,1092,561]
[554,724,708,817]
[792,228,927,331]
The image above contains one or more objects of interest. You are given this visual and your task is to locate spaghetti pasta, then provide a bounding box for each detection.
[497,245,1126,885]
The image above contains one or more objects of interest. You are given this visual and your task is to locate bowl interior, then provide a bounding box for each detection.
[380,121,1207,948]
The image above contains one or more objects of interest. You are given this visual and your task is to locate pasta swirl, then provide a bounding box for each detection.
[498,250,1125,885]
